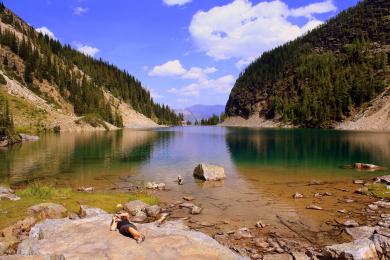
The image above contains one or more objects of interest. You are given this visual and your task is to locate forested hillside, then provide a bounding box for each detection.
[0,3,182,129]
[225,0,390,128]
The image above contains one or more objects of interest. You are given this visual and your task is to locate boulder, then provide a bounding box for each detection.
[79,205,107,218]
[324,238,379,259]
[370,234,390,258]
[16,214,245,259]
[123,200,149,216]
[354,163,383,171]
[145,205,161,218]
[132,211,147,223]
[19,134,39,142]
[291,252,310,260]
[193,164,225,181]
[346,226,377,240]
[263,254,292,260]
[26,203,67,220]
[375,175,390,184]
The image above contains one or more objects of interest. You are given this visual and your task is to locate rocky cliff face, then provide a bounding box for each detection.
[225,0,390,130]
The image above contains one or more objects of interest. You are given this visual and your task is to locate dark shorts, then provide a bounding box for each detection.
[119,223,138,238]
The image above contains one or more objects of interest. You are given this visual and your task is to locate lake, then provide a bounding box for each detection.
[1,127,390,244]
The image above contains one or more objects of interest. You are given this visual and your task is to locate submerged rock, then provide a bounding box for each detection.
[191,206,202,215]
[354,163,384,171]
[26,203,67,220]
[346,226,377,240]
[193,164,226,181]
[255,220,265,228]
[324,238,379,259]
[16,214,245,259]
[19,133,39,142]
[306,205,323,210]
[292,192,304,199]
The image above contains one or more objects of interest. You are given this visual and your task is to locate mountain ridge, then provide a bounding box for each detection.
[225,0,390,130]
[0,3,181,133]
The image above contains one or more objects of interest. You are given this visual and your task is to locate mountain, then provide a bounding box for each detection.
[0,3,182,134]
[175,104,225,123]
[224,0,390,130]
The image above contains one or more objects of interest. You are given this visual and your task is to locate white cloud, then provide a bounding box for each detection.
[149,60,217,80]
[73,6,89,16]
[163,0,192,6]
[148,60,186,76]
[189,0,337,61]
[36,26,56,40]
[235,57,256,70]
[290,0,337,18]
[148,88,164,100]
[168,74,234,97]
[72,42,100,57]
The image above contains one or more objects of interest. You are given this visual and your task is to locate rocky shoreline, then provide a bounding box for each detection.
[2,166,390,259]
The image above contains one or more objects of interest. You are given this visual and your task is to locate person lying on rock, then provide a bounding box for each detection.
[110,212,145,243]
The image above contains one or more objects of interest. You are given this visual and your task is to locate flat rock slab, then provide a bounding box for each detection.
[17,214,246,260]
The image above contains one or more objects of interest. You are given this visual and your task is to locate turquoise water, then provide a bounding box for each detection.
[0,127,389,187]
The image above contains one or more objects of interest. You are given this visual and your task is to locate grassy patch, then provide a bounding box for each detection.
[0,90,47,134]
[0,184,158,230]
[76,114,109,130]
[366,183,390,199]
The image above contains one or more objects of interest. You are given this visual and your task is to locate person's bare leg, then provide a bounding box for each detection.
[128,227,145,243]
[128,227,141,239]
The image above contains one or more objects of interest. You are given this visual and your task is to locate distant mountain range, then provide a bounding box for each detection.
[175,105,225,123]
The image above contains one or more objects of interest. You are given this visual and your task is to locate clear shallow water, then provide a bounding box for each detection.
[1,127,390,243]
[1,127,389,186]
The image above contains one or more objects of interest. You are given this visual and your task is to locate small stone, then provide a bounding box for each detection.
[146,182,154,189]
[222,220,230,224]
[309,180,323,185]
[344,220,359,227]
[293,192,304,199]
[157,183,166,190]
[234,229,252,239]
[255,220,265,228]
[0,193,21,201]
[374,201,390,208]
[324,192,332,196]
[116,204,123,209]
[345,199,354,203]
[77,187,94,192]
[354,180,365,184]
[314,192,322,198]
[255,238,270,249]
[183,196,194,201]
[179,202,195,208]
[251,253,261,259]
[381,214,390,218]
[191,206,202,215]
[338,209,347,214]
[368,204,378,211]
[306,205,323,210]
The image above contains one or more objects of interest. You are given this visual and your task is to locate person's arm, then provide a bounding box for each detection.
[110,217,118,231]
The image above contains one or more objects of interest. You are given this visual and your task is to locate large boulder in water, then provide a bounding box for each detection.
[193,164,226,181]
[26,203,67,220]
[17,214,245,259]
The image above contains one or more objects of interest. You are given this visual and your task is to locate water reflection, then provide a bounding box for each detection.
[0,130,161,186]
[226,128,390,169]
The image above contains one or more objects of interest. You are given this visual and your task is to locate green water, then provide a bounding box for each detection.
[0,127,389,187]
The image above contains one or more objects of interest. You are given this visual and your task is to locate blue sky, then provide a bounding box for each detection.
[4,0,359,109]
